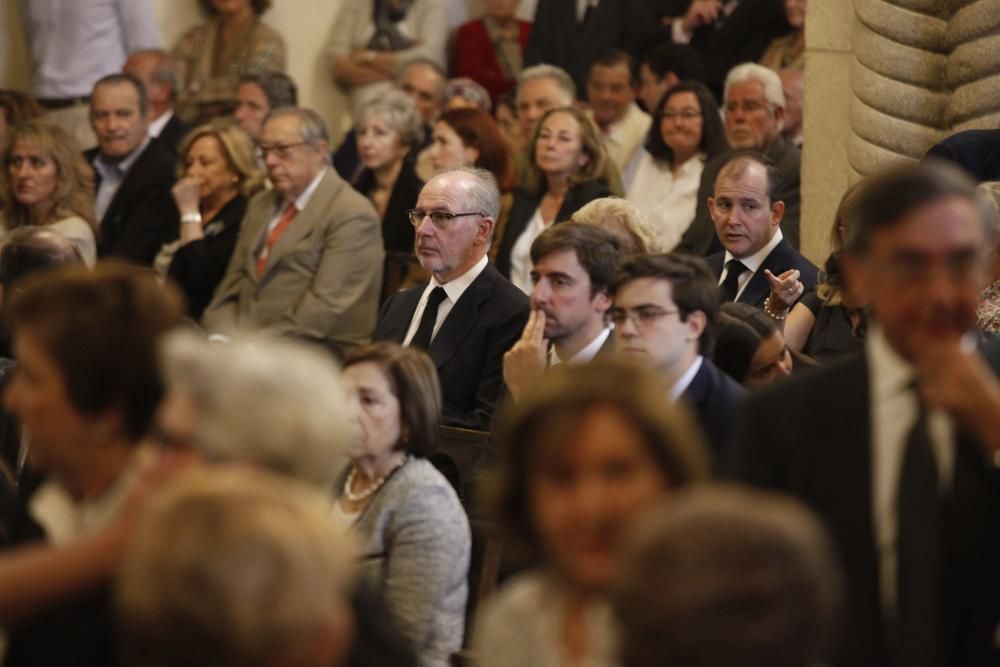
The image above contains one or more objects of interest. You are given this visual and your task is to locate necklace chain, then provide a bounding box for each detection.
[343,456,407,503]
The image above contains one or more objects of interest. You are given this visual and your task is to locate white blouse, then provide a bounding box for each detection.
[509,207,550,294]
[626,150,705,252]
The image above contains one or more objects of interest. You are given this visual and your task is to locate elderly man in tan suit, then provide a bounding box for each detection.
[202,107,383,357]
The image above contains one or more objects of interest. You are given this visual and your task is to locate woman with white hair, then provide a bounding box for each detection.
[352,89,427,298]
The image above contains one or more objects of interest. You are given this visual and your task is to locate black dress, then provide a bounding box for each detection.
[167,194,248,321]
[799,290,866,364]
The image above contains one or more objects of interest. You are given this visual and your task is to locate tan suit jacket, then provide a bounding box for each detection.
[202,168,384,357]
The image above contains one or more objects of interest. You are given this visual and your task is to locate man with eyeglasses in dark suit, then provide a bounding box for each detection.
[610,252,745,466]
[374,166,529,431]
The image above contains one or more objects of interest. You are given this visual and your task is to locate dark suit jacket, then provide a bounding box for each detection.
[524,0,658,94]
[678,134,802,257]
[705,236,819,308]
[689,0,789,98]
[682,356,745,466]
[925,129,1000,183]
[452,18,531,103]
[730,350,1000,667]
[167,194,248,321]
[495,180,612,279]
[86,139,179,266]
[156,112,190,156]
[352,160,423,254]
[374,262,529,430]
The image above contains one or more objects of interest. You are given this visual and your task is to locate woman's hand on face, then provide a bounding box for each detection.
[171,176,203,215]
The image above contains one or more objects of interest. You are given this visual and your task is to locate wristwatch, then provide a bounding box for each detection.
[180,212,203,225]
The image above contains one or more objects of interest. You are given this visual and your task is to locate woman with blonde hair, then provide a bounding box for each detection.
[497,106,613,293]
[572,196,662,256]
[1,120,98,265]
[157,120,265,319]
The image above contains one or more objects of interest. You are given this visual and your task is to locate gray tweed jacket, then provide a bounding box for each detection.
[335,458,471,667]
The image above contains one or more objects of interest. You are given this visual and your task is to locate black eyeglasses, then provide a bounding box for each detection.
[255,141,308,160]
[407,209,484,229]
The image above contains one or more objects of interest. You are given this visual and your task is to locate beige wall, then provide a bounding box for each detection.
[1,0,538,142]
[799,0,854,266]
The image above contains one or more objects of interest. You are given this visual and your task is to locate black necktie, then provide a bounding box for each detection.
[895,390,945,667]
[719,259,746,302]
[409,286,447,350]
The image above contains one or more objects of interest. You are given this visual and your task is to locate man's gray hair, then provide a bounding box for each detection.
[266,106,330,146]
[161,331,356,489]
[131,49,181,101]
[724,63,786,109]
[517,64,577,106]
[435,166,501,220]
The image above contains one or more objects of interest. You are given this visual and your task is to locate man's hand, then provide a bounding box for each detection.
[915,342,1000,459]
[765,268,803,312]
[503,309,549,401]
[683,0,723,33]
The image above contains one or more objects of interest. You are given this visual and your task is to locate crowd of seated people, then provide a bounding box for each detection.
[2,2,1000,667]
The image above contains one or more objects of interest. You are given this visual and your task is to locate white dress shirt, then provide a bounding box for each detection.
[92,136,151,222]
[22,0,162,98]
[260,168,326,237]
[147,110,174,138]
[867,326,956,614]
[717,228,784,301]
[550,327,611,366]
[669,355,703,400]
[626,150,704,251]
[510,208,548,294]
[403,255,489,345]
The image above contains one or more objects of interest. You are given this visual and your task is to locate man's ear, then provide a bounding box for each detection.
[592,288,612,314]
[770,200,785,227]
[476,216,496,246]
[773,105,786,133]
[684,310,707,343]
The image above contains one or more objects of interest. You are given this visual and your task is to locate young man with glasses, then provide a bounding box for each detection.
[610,252,744,465]
[678,62,803,256]
[374,167,529,430]
[203,107,384,358]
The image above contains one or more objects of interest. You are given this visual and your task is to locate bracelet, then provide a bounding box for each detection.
[180,212,203,225]
[763,296,787,321]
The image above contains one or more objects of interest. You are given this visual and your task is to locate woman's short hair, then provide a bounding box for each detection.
[1,120,97,232]
[490,359,709,563]
[198,0,271,15]
[437,108,515,192]
[355,89,425,149]
[0,90,44,136]
[7,264,183,442]
[343,342,442,458]
[118,466,355,667]
[572,196,662,254]
[523,106,609,195]
[161,331,356,489]
[645,81,728,164]
[714,302,778,382]
[177,120,266,197]
[614,485,842,667]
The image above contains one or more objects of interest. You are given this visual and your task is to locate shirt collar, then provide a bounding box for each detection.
[604,103,642,142]
[551,326,611,365]
[94,136,151,178]
[669,355,703,400]
[288,168,327,212]
[147,110,173,138]
[723,227,783,274]
[432,254,489,304]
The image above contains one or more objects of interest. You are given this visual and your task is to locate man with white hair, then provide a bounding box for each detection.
[374,167,529,430]
[677,63,802,256]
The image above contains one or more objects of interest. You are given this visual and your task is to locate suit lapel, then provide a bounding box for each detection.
[257,171,339,281]
[428,264,496,369]
[739,239,792,307]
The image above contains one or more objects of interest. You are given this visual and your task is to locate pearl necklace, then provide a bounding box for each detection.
[343,456,407,502]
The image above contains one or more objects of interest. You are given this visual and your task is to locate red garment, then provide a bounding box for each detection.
[451,18,532,104]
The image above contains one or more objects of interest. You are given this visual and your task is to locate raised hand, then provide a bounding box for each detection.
[683,0,724,33]
[765,268,803,312]
[171,176,203,218]
[502,309,549,401]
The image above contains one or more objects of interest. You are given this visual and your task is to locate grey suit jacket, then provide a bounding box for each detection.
[202,169,384,357]
[335,459,471,667]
